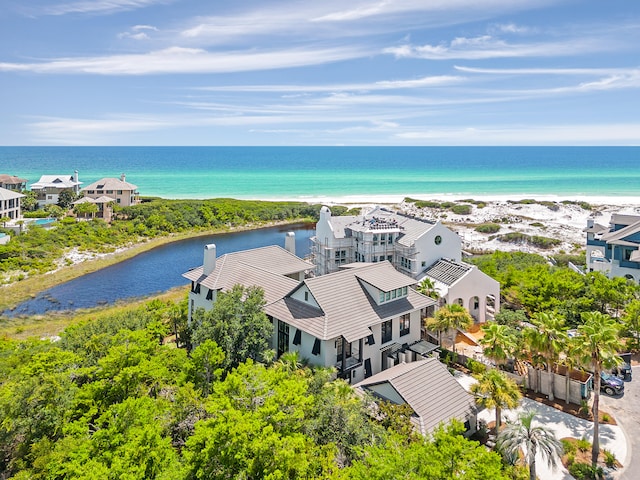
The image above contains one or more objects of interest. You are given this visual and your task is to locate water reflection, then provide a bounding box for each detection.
[4,224,314,317]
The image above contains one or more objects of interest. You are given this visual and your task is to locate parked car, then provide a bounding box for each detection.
[600,372,624,395]
[611,353,632,380]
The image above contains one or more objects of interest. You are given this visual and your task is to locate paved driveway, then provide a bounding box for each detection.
[600,366,640,479]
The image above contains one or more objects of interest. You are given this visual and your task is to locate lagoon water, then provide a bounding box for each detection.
[3,146,640,201]
[4,223,314,317]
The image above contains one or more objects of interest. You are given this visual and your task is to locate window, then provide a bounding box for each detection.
[381,320,392,343]
[336,339,352,361]
[387,255,393,262]
[277,320,290,357]
[388,234,393,244]
[292,329,301,346]
[106,190,113,194]
[304,291,309,301]
[402,286,407,296]
[117,190,123,194]
[434,235,442,245]
[373,234,378,246]
[380,233,386,243]
[312,338,321,355]
[400,313,410,336]
[400,257,412,270]
[392,289,397,299]
[379,292,385,303]
[87,190,94,194]
[386,291,391,301]
[206,288,213,300]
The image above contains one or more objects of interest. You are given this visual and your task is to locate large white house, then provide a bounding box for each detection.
[183,238,437,383]
[312,206,499,322]
[0,187,24,221]
[312,206,461,278]
[586,214,640,282]
[30,171,82,207]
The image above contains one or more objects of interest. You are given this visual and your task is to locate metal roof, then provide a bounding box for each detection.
[423,258,472,286]
[82,177,138,191]
[0,187,25,201]
[354,358,476,436]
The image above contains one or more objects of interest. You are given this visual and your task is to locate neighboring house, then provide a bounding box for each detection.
[0,174,27,192]
[81,174,139,207]
[183,236,438,383]
[585,214,640,282]
[0,187,24,220]
[354,358,477,437]
[313,206,462,279]
[72,196,116,222]
[421,258,500,323]
[30,171,82,207]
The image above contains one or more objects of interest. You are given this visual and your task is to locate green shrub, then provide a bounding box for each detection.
[530,235,561,249]
[576,437,591,452]
[566,453,575,467]
[561,438,577,455]
[568,462,603,480]
[475,223,501,234]
[450,204,472,215]
[603,449,617,468]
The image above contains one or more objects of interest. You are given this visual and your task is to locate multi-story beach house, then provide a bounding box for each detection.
[0,174,27,192]
[0,187,24,221]
[585,214,640,282]
[30,171,82,207]
[81,174,140,207]
[183,237,438,383]
[312,206,499,322]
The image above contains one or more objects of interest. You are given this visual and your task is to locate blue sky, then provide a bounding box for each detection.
[1,0,639,146]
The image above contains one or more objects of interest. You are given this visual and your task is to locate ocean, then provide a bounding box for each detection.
[1,146,639,202]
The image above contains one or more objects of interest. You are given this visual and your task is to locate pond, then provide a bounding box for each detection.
[3,223,315,317]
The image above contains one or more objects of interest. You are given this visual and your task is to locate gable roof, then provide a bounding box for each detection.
[600,220,640,245]
[31,175,81,189]
[265,262,436,341]
[354,358,476,436]
[0,174,27,185]
[0,187,25,201]
[82,177,138,191]
[182,245,313,305]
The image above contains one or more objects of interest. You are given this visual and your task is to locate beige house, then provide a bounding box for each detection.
[183,238,437,383]
[0,187,24,221]
[30,171,82,207]
[354,358,477,436]
[81,174,139,207]
[0,174,27,192]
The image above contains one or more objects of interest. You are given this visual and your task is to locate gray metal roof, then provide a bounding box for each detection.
[0,187,25,201]
[354,357,476,436]
[182,245,312,305]
[601,221,640,243]
[423,258,472,286]
[265,262,436,341]
[354,261,417,291]
[610,213,640,227]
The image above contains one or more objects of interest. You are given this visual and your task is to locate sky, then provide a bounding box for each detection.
[1,0,639,146]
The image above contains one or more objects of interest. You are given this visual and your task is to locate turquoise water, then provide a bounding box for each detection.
[33,218,55,226]
[2,146,639,200]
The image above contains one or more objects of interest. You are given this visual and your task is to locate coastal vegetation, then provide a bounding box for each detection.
[0,296,520,479]
[0,198,325,309]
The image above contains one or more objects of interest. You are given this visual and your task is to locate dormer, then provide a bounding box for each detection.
[353,262,415,306]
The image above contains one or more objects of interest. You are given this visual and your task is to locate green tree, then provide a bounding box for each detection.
[417,277,440,299]
[572,311,623,467]
[192,284,273,372]
[494,309,528,329]
[471,369,522,431]
[427,304,473,353]
[522,312,568,401]
[57,189,78,209]
[0,215,9,227]
[497,410,563,480]
[622,299,640,351]
[186,339,224,397]
[480,322,519,365]
[73,201,99,219]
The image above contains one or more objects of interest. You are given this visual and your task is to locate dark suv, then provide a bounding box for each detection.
[600,372,624,395]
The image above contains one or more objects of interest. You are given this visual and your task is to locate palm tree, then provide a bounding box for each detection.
[522,312,568,401]
[480,322,519,366]
[573,311,623,467]
[471,368,522,431]
[428,303,473,354]
[497,410,563,480]
[417,277,440,299]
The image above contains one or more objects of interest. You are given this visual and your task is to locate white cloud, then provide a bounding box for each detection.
[454,66,636,75]
[118,25,158,40]
[395,123,640,145]
[41,0,172,16]
[385,35,604,60]
[491,23,533,34]
[0,45,367,75]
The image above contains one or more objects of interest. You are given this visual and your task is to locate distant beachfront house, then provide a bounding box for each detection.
[183,237,438,383]
[0,187,25,221]
[353,358,477,437]
[585,214,640,282]
[72,196,116,222]
[81,174,139,207]
[420,258,500,323]
[311,205,499,322]
[0,174,27,192]
[30,171,82,207]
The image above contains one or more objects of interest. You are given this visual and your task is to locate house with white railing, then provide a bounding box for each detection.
[586,214,640,282]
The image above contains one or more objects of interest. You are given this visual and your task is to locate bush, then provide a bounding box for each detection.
[576,437,591,452]
[475,223,501,234]
[561,438,577,455]
[450,204,472,215]
[603,449,617,468]
[568,462,603,480]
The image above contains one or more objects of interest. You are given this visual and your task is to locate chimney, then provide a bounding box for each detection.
[587,218,594,228]
[284,232,295,255]
[121,173,126,182]
[203,244,216,275]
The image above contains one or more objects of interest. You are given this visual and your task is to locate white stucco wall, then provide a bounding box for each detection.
[444,268,500,323]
